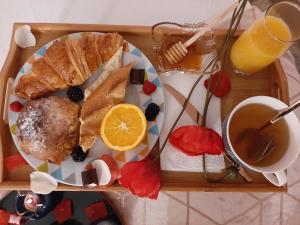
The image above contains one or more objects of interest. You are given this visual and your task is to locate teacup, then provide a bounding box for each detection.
[223,96,300,186]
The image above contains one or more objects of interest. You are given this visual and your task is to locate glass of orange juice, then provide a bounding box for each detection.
[230,1,300,75]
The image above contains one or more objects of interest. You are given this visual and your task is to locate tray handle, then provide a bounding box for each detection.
[2,77,14,124]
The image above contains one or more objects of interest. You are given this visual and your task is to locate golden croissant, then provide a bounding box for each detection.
[15,33,123,100]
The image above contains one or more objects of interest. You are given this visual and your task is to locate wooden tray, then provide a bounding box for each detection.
[0,23,289,192]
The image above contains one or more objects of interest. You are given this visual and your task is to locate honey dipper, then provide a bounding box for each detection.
[165,1,240,64]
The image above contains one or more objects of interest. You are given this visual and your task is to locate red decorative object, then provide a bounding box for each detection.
[143,80,157,95]
[169,125,224,156]
[54,199,73,223]
[119,158,160,199]
[85,201,108,223]
[0,210,10,225]
[204,71,231,97]
[4,154,27,170]
[9,101,23,112]
[0,210,22,225]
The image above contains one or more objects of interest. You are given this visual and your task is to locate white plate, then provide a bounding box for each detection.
[8,32,165,186]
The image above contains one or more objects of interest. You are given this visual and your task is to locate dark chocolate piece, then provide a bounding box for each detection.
[130,69,145,84]
[81,169,98,188]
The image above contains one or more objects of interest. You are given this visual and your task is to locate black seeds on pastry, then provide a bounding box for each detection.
[145,103,160,121]
[71,146,87,162]
[67,86,84,102]
[130,69,145,84]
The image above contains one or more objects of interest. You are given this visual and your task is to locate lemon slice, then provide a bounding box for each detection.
[101,104,147,151]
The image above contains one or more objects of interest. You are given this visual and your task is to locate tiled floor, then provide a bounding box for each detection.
[106,156,300,225]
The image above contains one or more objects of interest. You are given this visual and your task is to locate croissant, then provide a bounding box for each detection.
[15,33,123,100]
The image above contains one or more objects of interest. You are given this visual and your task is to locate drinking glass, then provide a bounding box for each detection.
[230,1,300,75]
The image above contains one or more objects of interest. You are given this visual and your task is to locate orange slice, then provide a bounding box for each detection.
[101,104,147,151]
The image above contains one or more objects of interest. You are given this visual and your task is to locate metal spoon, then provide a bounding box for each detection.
[259,99,300,130]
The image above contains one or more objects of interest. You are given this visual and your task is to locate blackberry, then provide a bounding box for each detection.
[67,86,84,102]
[71,146,87,162]
[145,103,160,121]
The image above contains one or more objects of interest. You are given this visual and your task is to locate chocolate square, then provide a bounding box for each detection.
[130,69,145,84]
[81,169,98,188]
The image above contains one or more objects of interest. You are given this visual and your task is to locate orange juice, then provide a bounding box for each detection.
[230,16,292,74]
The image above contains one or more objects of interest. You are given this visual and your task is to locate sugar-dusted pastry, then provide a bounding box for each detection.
[15,33,123,100]
[80,64,132,151]
[16,96,79,164]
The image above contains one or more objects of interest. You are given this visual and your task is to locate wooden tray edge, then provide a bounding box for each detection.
[0,181,287,192]
[0,23,290,192]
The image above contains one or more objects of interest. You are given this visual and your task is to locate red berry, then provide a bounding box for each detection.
[9,101,23,112]
[204,71,231,97]
[143,80,157,95]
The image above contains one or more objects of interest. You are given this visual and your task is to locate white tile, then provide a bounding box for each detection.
[287,181,300,201]
[189,208,217,225]
[261,193,281,225]
[282,194,300,225]
[144,192,188,225]
[105,192,147,225]
[189,192,258,224]
[249,192,274,200]
[164,191,187,203]
[167,198,188,225]
[287,156,300,185]
[145,194,169,225]
[226,204,260,225]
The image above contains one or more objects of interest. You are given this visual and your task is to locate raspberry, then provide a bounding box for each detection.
[9,101,23,112]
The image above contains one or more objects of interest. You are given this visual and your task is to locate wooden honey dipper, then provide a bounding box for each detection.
[165,1,240,64]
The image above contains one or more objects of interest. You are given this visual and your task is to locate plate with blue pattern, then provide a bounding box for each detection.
[8,32,165,186]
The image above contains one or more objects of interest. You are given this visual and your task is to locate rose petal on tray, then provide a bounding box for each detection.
[4,154,27,170]
[30,171,57,194]
[14,25,36,48]
[204,71,231,97]
[119,158,160,199]
[169,125,224,156]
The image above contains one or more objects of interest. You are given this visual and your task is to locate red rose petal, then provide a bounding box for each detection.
[85,201,108,223]
[119,158,160,199]
[169,126,224,156]
[204,71,231,97]
[54,199,73,223]
[4,154,27,170]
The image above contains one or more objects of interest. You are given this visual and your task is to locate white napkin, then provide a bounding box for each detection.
[159,71,225,173]
[159,5,300,173]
